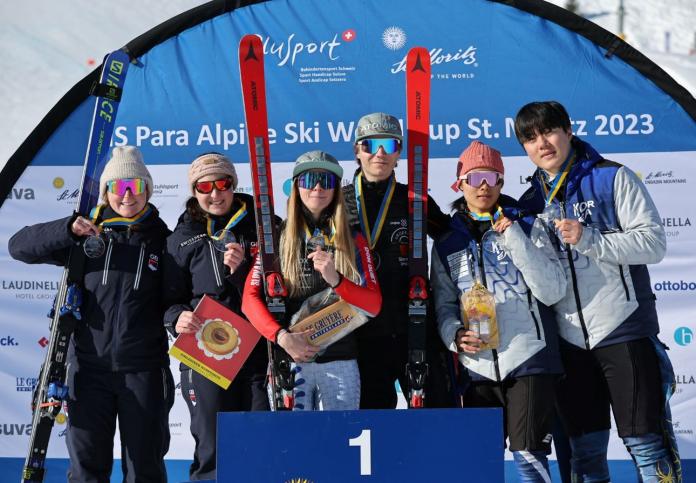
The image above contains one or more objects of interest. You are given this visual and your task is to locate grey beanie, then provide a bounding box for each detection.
[354,112,403,142]
[293,150,343,179]
[99,146,153,200]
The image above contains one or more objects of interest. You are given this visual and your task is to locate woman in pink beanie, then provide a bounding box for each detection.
[431,140,567,482]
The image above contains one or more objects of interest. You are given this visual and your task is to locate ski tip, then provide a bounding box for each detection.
[240,34,262,53]
[407,46,430,58]
[406,46,431,73]
[239,34,264,66]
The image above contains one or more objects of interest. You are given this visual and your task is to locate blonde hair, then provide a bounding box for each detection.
[280,183,360,297]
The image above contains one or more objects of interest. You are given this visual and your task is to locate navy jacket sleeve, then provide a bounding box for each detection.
[8,216,77,267]
[162,236,194,336]
[426,194,451,241]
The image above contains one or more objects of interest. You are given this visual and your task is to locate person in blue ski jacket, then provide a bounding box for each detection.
[515,100,680,483]
[431,140,566,483]
[162,153,270,481]
[9,146,174,483]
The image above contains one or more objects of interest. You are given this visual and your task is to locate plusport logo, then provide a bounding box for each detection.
[260,33,345,67]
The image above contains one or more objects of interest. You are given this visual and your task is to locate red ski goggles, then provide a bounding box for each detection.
[460,171,503,189]
[194,177,234,194]
[358,138,401,155]
[106,178,146,196]
[296,171,337,190]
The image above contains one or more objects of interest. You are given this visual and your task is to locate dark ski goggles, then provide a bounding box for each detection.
[460,171,503,188]
[194,177,234,194]
[296,170,337,190]
[106,178,146,196]
[358,138,401,155]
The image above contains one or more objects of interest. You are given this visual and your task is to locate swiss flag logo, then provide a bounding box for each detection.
[342,29,356,42]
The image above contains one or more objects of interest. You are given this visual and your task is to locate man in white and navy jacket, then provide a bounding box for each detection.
[515,101,679,483]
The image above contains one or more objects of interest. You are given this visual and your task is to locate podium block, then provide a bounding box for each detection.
[217,408,503,482]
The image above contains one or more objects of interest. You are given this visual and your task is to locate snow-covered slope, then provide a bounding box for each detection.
[0,0,206,167]
[545,0,696,94]
[1,0,695,171]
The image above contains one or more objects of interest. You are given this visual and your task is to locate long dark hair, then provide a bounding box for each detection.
[185,196,208,224]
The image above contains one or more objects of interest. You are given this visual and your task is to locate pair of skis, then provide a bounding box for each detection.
[22,50,130,482]
[239,36,432,410]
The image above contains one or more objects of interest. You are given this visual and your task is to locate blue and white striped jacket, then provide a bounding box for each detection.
[431,199,566,382]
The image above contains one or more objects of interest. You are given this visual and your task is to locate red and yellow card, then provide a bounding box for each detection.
[169,295,261,389]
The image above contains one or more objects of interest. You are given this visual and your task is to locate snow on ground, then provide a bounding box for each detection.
[1,0,695,171]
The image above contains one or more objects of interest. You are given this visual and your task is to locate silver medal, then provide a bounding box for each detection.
[83,235,106,258]
[211,230,236,252]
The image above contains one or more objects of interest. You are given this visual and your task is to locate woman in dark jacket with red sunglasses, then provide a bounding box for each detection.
[162,152,269,481]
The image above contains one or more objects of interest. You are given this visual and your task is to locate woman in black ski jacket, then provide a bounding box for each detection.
[9,146,174,483]
[162,152,269,481]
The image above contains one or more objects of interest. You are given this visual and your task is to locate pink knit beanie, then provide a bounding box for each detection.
[451,141,504,191]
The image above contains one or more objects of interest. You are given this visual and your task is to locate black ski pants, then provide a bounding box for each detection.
[462,374,557,452]
[180,342,269,481]
[66,366,174,483]
[357,332,455,409]
[556,337,663,438]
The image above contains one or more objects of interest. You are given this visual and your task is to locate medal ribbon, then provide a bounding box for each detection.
[541,149,576,207]
[89,204,153,228]
[465,205,503,223]
[303,221,336,247]
[355,172,396,249]
[206,201,248,240]
[89,205,106,225]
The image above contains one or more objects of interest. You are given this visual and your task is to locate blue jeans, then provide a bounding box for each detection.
[513,450,552,483]
[291,359,360,410]
[568,430,610,483]
[624,434,674,483]
[568,431,675,483]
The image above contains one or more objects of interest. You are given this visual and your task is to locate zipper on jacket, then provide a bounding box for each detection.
[476,238,501,382]
[527,291,542,340]
[207,240,223,288]
[491,349,502,382]
[111,272,123,370]
[101,237,114,285]
[161,368,168,401]
[559,200,591,349]
[618,265,630,301]
[133,242,146,290]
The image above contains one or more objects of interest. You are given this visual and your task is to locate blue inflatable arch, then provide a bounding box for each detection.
[1,0,695,205]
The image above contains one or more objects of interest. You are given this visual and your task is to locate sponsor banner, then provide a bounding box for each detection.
[28,0,696,171]
[3,0,696,463]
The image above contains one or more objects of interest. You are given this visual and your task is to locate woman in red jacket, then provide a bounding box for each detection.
[243,150,381,410]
